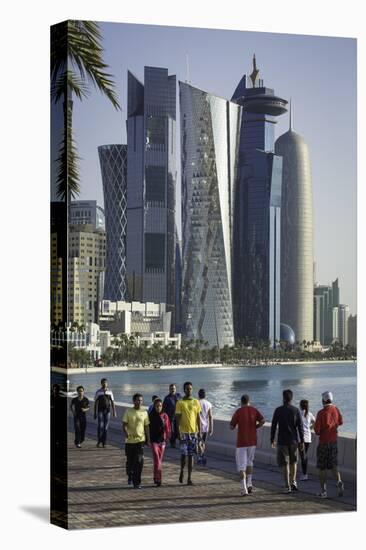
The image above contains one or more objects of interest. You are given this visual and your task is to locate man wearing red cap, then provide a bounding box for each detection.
[314,391,344,498]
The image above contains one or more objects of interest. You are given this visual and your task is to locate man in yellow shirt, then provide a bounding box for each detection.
[122,393,150,489]
[175,381,201,485]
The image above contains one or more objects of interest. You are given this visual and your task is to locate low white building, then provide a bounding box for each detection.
[137,331,181,349]
[51,322,106,360]
[99,300,172,336]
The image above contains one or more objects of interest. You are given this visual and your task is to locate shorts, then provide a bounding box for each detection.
[277,444,298,467]
[180,433,198,456]
[316,442,338,470]
[235,446,256,471]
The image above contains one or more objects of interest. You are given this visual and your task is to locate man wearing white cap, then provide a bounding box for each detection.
[314,391,344,498]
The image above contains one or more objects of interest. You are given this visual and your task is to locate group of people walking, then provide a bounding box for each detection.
[69,377,345,499]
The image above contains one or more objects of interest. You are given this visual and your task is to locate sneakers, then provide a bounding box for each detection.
[300,474,308,481]
[337,481,344,497]
[283,486,292,494]
[291,481,299,492]
[247,485,253,494]
[240,481,248,496]
[317,490,328,499]
[187,479,194,486]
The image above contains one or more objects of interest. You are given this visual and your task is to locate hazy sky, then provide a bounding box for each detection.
[72,22,357,314]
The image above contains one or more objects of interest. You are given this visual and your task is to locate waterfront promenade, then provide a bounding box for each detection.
[59,421,356,530]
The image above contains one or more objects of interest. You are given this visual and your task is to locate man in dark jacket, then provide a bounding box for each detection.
[162,384,181,448]
[271,389,304,493]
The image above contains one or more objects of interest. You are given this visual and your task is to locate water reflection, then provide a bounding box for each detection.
[64,362,356,433]
[231,379,269,390]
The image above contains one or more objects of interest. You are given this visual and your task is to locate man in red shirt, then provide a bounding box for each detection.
[230,394,265,495]
[314,391,344,498]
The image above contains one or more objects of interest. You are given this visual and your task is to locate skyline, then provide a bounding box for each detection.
[69,22,357,314]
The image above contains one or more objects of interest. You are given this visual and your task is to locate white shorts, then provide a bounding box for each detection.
[235,446,256,471]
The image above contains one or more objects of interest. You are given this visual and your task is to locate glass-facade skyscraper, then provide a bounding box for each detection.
[98,144,128,302]
[126,67,176,328]
[180,81,241,348]
[232,57,287,346]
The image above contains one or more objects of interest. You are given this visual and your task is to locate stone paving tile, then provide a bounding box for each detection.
[64,432,356,530]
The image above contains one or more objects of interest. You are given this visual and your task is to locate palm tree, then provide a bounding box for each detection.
[51,20,120,200]
[51,21,120,332]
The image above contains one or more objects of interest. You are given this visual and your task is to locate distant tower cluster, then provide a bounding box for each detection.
[92,57,325,350]
[314,278,339,345]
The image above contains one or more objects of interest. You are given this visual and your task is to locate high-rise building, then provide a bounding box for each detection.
[68,224,106,325]
[338,304,349,346]
[348,314,357,349]
[175,228,183,335]
[232,56,287,346]
[179,81,241,348]
[126,67,176,330]
[70,200,105,230]
[275,107,314,344]
[332,307,339,342]
[98,144,128,302]
[313,279,340,345]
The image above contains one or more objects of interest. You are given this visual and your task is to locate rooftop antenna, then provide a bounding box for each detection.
[289,98,293,131]
[185,53,190,83]
[249,53,259,88]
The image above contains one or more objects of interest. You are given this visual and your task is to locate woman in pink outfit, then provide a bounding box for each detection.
[148,398,171,486]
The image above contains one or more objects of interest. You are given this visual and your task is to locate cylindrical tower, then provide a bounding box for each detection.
[275,127,314,343]
[98,144,128,302]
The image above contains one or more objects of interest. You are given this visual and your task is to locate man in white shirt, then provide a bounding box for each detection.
[197,389,213,465]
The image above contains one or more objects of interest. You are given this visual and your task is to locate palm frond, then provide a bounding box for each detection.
[55,100,80,201]
[67,20,121,110]
[51,19,120,202]
[51,70,90,103]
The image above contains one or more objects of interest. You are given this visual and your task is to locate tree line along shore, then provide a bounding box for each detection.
[58,336,356,370]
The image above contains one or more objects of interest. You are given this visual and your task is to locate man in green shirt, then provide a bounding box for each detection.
[175,381,201,485]
[122,393,150,489]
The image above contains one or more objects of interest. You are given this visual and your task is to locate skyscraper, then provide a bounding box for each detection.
[179,81,241,348]
[98,144,128,302]
[348,314,357,349]
[275,107,314,344]
[338,304,350,346]
[51,224,106,326]
[313,279,340,345]
[126,67,176,328]
[232,56,287,346]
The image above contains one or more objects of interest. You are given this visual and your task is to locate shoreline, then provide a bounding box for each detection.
[51,359,356,375]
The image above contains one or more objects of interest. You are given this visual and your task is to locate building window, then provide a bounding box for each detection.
[146,115,166,146]
[145,166,166,203]
[145,233,165,271]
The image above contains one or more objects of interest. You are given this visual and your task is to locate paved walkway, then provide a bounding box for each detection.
[63,423,356,530]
